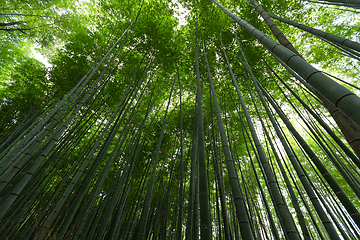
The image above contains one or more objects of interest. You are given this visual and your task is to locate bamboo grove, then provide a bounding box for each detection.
[0,0,360,239]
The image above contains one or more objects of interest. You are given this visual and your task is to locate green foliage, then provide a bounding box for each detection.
[0,0,359,239]
[0,55,48,128]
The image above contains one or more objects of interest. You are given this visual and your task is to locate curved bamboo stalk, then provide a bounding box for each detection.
[240,1,360,163]
[268,53,360,166]
[306,0,360,8]
[258,81,360,231]
[0,21,138,197]
[248,0,302,56]
[211,0,360,128]
[268,12,360,53]
[233,39,301,239]
[245,78,311,239]
[0,20,134,173]
[276,80,360,200]
[214,183,223,239]
[176,68,184,240]
[59,84,146,239]
[136,71,177,240]
[316,36,360,60]
[195,20,212,240]
[235,112,281,240]
[208,91,233,240]
[315,0,360,7]
[324,72,360,91]
[185,101,197,240]
[247,73,340,238]
[205,38,254,239]
[103,93,163,240]
[295,142,355,240]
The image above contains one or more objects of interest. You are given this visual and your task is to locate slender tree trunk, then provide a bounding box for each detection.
[317,0,360,7]
[268,12,360,52]
[248,0,360,162]
[257,82,342,239]
[212,0,360,136]
[0,21,24,27]
[176,69,184,240]
[209,96,233,240]
[206,39,250,240]
[246,81,311,239]
[306,0,360,8]
[249,0,302,57]
[186,103,197,240]
[317,93,360,161]
[260,53,360,169]
[0,13,57,18]
[258,81,360,229]
[136,72,177,240]
[194,19,212,240]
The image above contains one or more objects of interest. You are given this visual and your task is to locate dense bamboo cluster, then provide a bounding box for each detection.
[0,0,359,239]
